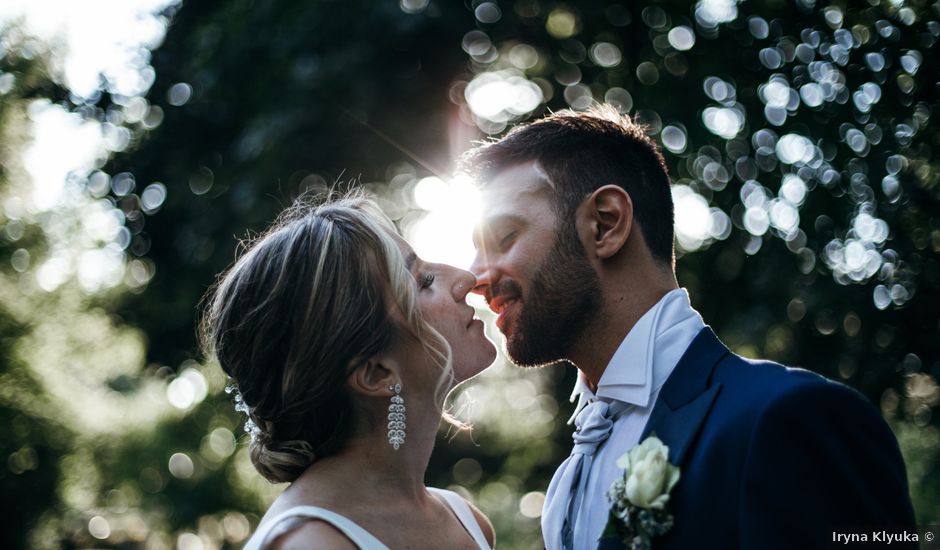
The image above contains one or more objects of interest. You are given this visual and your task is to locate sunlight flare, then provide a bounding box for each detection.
[405,175,482,270]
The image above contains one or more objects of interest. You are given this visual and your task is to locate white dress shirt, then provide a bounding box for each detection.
[541,288,705,550]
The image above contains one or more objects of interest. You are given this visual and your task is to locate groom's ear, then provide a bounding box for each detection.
[583,185,633,260]
[347,358,398,398]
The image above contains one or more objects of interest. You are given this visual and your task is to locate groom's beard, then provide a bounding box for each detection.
[503,221,602,368]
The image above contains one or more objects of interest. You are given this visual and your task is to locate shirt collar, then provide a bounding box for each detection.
[568,289,701,422]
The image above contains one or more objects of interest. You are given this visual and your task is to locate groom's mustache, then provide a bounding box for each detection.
[485,279,524,313]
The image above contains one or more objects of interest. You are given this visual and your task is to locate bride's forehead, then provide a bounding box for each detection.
[383,229,419,267]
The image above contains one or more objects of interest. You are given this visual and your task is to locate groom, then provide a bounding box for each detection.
[465,106,916,549]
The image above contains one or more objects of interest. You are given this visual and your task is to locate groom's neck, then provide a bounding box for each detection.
[571,267,678,390]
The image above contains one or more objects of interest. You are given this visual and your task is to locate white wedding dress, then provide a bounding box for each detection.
[242,487,491,549]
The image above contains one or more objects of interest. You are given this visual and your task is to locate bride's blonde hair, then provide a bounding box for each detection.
[199,192,454,483]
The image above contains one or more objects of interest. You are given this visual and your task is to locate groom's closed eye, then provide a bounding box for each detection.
[472,214,526,251]
[497,231,517,251]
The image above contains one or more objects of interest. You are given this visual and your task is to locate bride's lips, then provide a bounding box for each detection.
[466,313,483,329]
[465,307,485,330]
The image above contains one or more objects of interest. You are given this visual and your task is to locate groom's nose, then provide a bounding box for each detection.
[468,253,491,296]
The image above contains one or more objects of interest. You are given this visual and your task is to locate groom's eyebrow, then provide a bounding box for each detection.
[404,251,417,272]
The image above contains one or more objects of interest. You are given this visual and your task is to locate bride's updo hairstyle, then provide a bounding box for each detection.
[200,194,453,483]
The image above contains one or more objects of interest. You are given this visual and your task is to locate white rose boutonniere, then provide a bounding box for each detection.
[602,435,680,549]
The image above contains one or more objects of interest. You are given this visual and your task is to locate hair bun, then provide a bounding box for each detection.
[249,437,316,484]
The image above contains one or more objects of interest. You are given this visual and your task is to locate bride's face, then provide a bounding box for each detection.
[392,235,497,385]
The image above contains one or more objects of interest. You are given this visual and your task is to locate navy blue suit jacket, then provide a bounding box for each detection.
[595,327,915,550]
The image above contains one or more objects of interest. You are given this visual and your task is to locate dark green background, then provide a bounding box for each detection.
[0,1,937,548]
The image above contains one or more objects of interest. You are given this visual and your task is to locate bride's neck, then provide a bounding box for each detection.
[295,401,442,502]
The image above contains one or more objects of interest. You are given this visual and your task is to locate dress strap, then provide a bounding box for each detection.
[428,488,492,549]
[242,506,390,550]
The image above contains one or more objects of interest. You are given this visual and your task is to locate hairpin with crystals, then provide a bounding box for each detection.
[226,383,264,442]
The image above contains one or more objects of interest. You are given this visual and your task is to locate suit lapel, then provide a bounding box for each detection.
[640,327,729,466]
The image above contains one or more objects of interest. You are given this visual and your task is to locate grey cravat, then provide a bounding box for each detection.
[544,399,619,550]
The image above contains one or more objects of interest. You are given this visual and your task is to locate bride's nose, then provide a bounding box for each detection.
[451,268,477,301]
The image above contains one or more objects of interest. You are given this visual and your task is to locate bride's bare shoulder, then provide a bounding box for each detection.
[466,499,496,547]
[268,519,358,550]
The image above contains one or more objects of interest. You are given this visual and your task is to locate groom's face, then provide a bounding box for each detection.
[470,161,602,367]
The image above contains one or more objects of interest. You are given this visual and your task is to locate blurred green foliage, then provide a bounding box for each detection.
[0,1,937,549]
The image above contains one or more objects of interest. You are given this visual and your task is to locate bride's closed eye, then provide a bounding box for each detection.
[418,273,436,289]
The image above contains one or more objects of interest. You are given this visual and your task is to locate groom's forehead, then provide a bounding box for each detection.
[480,161,554,209]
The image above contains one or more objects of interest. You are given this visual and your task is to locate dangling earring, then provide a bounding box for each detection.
[387,383,406,450]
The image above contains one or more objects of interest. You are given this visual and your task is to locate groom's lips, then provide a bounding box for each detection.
[490,296,521,332]
[487,295,513,315]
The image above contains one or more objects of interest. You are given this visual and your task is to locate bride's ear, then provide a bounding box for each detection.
[347,358,399,398]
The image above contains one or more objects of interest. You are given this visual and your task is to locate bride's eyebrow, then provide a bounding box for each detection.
[404,251,418,272]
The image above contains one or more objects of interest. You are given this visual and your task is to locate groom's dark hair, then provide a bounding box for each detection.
[462,104,675,267]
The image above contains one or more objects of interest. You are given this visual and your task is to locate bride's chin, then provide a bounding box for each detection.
[450,354,497,389]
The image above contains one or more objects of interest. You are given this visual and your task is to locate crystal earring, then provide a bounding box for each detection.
[387,383,406,450]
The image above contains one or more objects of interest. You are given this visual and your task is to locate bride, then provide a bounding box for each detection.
[200,194,498,549]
